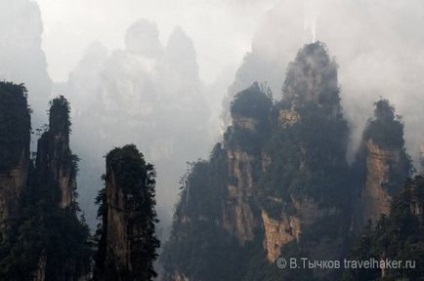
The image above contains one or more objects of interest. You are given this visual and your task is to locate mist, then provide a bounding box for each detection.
[228,0,424,166]
[1,0,424,239]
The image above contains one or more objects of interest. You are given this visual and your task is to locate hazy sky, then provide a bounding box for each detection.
[35,0,277,83]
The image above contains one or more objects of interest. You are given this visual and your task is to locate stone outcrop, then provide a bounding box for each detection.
[279,109,300,127]
[358,140,401,225]
[261,209,300,262]
[261,197,344,264]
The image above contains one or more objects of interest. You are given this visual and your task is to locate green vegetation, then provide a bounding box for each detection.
[49,95,72,136]
[0,95,91,281]
[230,82,273,122]
[364,99,405,149]
[283,41,340,115]
[343,176,424,281]
[94,144,160,281]
[161,42,352,281]
[160,143,242,281]
[356,99,412,196]
[226,82,273,153]
[259,101,349,210]
[0,82,31,171]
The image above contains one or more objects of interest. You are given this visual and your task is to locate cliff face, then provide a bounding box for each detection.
[0,152,29,241]
[0,82,30,242]
[261,208,300,262]
[104,170,134,276]
[354,99,411,230]
[359,140,401,225]
[95,145,159,281]
[222,149,258,243]
[221,82,271,244]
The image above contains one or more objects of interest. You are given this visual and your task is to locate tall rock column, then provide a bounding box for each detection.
[0,82,30,242]
[354,99,412,229]
[94,144,160,281]
[35,96,76,208]
[222,82,272,244]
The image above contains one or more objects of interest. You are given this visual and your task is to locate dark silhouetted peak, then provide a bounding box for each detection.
[283,41,339,111]
[105,144,152,192]
[363,98,405,149]
[49,95,71,137]
[230,82,272,121]
[374,98,395,122]
[125,19,163,58]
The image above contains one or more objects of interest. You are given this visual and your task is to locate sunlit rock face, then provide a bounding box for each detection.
[222,149,258,244]
[0,0,51,127]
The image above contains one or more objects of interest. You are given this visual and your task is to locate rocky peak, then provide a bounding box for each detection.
[283,42,340,115]
[125,19,164,58]
[230,82,272,132]
[165,26,199,81]
[278,109,300,127]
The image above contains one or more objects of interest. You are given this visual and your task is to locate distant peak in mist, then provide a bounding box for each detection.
[82,41,109,61]
[125,19,163,58]
[166,26,199,80]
